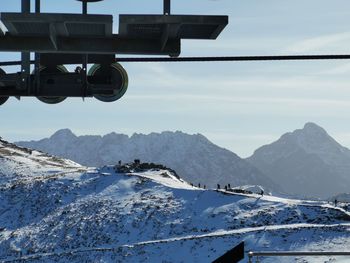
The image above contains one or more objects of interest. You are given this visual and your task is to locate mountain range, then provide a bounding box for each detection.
[16,122,350,199]
[1,137,350,262]
[16,130,276,192]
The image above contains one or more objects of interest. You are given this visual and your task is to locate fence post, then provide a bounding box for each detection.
[248,252,253,263]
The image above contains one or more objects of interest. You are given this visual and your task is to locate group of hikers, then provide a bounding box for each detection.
[190,182,265,196]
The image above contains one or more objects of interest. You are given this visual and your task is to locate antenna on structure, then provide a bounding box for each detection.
[76,0,104,14]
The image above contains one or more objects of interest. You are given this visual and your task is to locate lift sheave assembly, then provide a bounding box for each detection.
[0,0,228,105]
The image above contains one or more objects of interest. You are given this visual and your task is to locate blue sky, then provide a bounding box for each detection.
[2,0,350,157]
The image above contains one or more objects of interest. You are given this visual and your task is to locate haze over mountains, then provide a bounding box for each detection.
[16,130,275,191]
[16,122,350,199]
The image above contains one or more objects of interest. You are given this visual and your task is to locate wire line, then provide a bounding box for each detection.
[115,54,350,62]
[2,54,350,66]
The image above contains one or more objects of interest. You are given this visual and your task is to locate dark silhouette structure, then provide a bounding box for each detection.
[0,0,228,105]
[213,242,244,263]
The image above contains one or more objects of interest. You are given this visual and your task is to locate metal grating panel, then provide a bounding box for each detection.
[0,13,113,37]
[12,22,49,36]
[119,15,228,40]
[126,24,163,38]
[65,23,106,37]
[178,24,218,39]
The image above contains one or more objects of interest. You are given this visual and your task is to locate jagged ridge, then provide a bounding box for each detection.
[16,130,277,191]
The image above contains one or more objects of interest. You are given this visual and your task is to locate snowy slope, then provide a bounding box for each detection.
[1,146,350,262]
[16,129,277,191]
[247,122,350,199]
[0,138,83,185]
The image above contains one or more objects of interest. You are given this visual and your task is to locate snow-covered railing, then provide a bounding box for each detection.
[248,251,350,263]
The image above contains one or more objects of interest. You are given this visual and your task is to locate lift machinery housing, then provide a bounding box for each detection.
[0,0,228,105]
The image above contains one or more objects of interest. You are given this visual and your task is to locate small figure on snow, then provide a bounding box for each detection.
[334,199,338,207]
[260,189,264,196]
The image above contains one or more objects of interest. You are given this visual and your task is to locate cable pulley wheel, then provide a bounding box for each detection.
[0,68,9,106]
[89,63,128,102]
[36,65,68,104]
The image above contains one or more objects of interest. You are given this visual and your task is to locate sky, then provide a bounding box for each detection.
[2,0,350,157]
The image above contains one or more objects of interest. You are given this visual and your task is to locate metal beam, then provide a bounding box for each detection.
[164,0,171,15]
[0,72,92,97]
[40,54,115,66]
[119,15,228,40]
[249,251,350,257]
[0,35,181,56]
[35,0,41,95]
[82,2,88,14]
[21,0,30,13]
[81,1,88,95]
[248,251,350,262]
[35,0,41,13]
[21,0,31,89]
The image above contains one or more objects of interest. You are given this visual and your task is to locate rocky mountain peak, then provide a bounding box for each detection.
[273,122,340,154]
[303,122,326,133]
[248,122,350,198]
[50,128,76,140]
[298,122,329,138]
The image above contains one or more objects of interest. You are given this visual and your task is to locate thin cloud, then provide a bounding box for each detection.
[284,32,350,53]
[320,62,350,75]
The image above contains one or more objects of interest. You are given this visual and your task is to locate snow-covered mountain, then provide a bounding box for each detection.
[0,137,83,185]
[247,122,350,199]
[1,138,350,262]
[16,130,276,191]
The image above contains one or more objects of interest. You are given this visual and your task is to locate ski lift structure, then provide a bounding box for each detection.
[0,0,228,105]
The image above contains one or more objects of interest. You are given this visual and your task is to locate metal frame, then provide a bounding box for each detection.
[0,35,181,55]
[248,251,350,263]
[21,0,30,93]
[0,0,228,101]
[118,15,228,40]
[34,0,41,95]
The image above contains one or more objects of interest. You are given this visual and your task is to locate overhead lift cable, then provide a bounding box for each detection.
[117,54,350,62]
[2,54,350,66]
